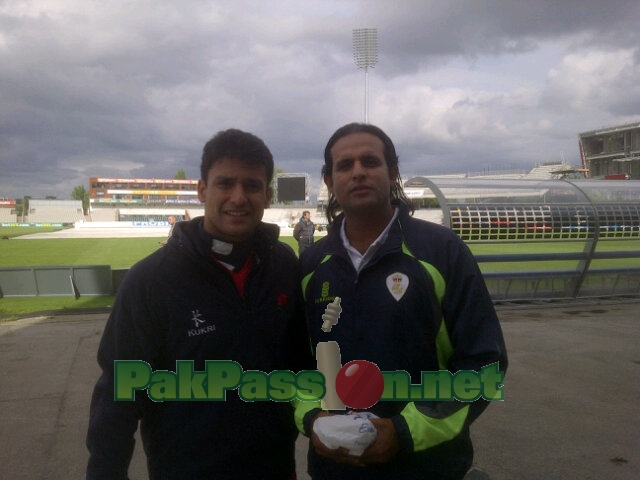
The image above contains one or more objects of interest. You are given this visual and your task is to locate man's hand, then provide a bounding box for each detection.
[357,417,400,464]
[309,413,399,467]
[309,412,362,466]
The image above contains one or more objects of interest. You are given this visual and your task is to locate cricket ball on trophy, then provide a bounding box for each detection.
[335,360,384,409]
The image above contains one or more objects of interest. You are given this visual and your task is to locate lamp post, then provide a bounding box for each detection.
[352,28,378,124]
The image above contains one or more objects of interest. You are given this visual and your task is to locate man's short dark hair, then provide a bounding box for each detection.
[200,129,274,186]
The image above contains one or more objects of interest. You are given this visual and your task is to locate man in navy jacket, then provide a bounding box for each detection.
[293,210,315,255]
[294,123,507,480]
[87,129,312,479]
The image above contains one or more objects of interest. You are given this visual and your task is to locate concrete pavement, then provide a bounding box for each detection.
[0,299,638,479]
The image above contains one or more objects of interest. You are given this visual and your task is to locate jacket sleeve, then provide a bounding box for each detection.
[283,266,316,374]
[393,237,508,453]
[293,222,301,241]
[86,268,164,479]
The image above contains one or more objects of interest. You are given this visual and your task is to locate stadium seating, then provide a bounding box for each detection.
[262,209,297,227]
[0,209,17,222]
[186,208,204,220]
[27,200,85,224]
[523,163,568,180]
[88,208,118,222]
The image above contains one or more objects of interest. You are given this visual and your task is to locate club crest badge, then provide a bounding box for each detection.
[386,272,409,301]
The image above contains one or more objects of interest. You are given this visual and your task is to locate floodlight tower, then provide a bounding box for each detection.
[352,28,378,124]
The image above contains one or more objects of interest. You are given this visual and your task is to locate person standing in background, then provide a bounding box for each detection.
[159,215,177,246]
[293,210,315,255]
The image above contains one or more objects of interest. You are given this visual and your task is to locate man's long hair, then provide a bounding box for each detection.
[322,123,414,225]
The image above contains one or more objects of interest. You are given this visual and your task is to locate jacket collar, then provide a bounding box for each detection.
[324,202,412,260]
[170,217,281,260]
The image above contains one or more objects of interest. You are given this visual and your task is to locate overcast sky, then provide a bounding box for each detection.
[1,0,639,200]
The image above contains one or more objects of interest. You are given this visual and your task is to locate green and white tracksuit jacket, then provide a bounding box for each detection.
[294,204,508,480]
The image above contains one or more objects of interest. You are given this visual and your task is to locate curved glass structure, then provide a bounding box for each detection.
[404,178,640,301]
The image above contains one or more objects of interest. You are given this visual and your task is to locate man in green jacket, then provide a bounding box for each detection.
[295,123,507,480]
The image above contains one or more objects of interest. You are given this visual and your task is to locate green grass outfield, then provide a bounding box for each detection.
[0,225,66,238]
[0,236,300,268]
[2,234,638,270]
[1,226,639,319]
[0,230,299,319]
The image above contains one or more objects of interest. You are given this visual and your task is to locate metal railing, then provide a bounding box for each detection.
[476,251,640,301]
[0,265,113,297]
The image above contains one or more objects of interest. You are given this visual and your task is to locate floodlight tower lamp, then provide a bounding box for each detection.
[352,28,378,124]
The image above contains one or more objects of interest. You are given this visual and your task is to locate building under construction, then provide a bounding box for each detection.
[579,121,640,179]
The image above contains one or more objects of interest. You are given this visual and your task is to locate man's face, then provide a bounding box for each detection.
[303,212,310,221]
[197,157,272,242]
[324,132,397,217]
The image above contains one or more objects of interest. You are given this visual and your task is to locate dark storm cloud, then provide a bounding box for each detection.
[368,0,640,73]
[0,0,638,199]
